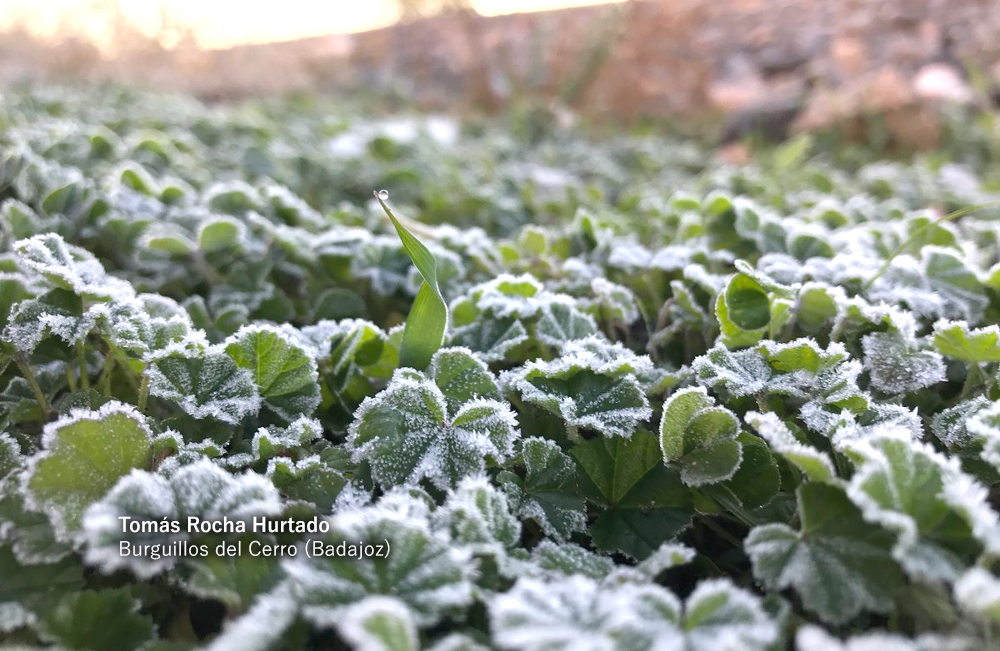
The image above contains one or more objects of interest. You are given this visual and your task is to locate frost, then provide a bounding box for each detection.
[81,459,282,577]
[490,576,776,651]
[23,401,153,540]
[795,625,977,651]
[338,597,419,651]
[953,567,1000,624]
[251,417,322,461]
[14,233,134,301]
[844,432,995,578]
[348,367,519,490]
[861,330,945,394]
[527,540,615,579]
[435,475,520,552]
[694,345,771,398]
[745,482,903,624]
[659,387,742,486]
[745,412,836,482]
[498,437,586,541]
[283,503,475,627]
[505,337,652,438]
[203,582,299,651]
[146,336,261,424]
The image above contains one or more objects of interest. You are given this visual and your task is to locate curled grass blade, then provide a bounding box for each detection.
[376,191,448,370]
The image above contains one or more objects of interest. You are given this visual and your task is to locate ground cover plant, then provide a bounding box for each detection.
[1,85,1000,650]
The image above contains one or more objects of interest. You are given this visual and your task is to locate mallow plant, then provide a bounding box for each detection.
[1,84,1000,651]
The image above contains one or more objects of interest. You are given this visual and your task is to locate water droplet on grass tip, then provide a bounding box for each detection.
[377,189,389,201]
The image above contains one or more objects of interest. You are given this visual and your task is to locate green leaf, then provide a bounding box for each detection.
[25,402,153,539]
[725,273,770,331]
[198,217,244,252]
[338,597,419,651]
[0,543,84,618]
[147,338,261,426]
[659,387,742,486]
[376,193,447,370]
[224,325,321,421]
[861,330,945,395]
[508,345,652,438]
[693,344,771,398]
[348,368,518,490]
[284,503,475,627]
[39,588,154,651]
[843,433,984,581]
[745,412,835,482]
[0,474,73,563]
[428,347,501,413]
[745,482,904,624]
[183,554,282,610]
[498,438,586,542]
[82,459,282,578]
[933,320,1000,363]
[572,429,692,558]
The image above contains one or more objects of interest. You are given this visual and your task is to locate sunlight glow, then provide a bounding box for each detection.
[0,0,625,50]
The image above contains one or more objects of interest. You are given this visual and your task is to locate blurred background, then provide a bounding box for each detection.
[1,0,1000,149]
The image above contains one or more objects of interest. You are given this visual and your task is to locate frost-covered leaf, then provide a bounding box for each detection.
[224,324,321,421]
[861,331,944,394]
[954,567,1000,625]
[506,340,651,438]
[24,402,153,539]
[745,412,835,482]
[535,300,598,346]
[659,387,742,486]
[434,475,520,556]
[428,347,501,413]
[39,589,154,651]
[693,344,771,399]
[0,433,20,480]
[183,554,282,610]
[81,459,282,577]
[498,437,586,541]
[338,597,419,651]
[490,576,776,651]
[14,233,133,301]
[147,338,261,425]
[528,540,615,579]
[843,433,984,581]
[348,367,518,490]
[0,543,84,624]
[283,503,475,626]
[745,482,904,624]
[449,317,528,363]
[794,625,978,651]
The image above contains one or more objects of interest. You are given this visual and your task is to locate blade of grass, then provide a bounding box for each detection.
[375,191,448,370]
[863,201,1000,292]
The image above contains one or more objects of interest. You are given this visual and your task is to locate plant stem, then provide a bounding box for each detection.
[15,352,51,419]
[99,352,116,396]
[137,373,150,413]
[65,362,77,393]
[77,342,90,390]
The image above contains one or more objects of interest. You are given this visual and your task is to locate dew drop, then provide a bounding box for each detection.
[376,189,389,201]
